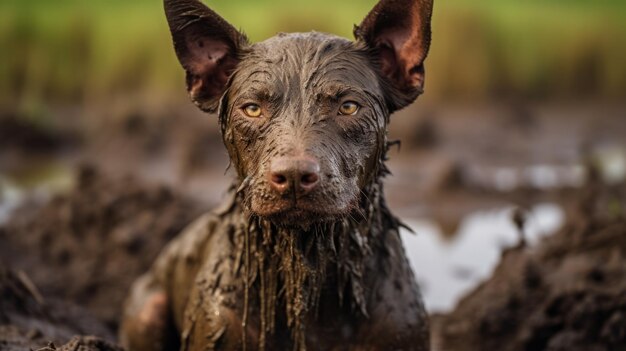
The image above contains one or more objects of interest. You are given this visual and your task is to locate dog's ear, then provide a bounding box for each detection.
[354,0,433,112]
[164,0,248,113]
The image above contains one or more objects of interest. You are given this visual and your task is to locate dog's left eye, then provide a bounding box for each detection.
[338,101,360,116]
[242,104,263,118]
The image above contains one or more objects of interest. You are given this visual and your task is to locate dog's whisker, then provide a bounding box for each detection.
[237,176,253,194]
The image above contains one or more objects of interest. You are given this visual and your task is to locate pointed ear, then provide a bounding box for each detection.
[354,0,433,111]
[164,0,248,113]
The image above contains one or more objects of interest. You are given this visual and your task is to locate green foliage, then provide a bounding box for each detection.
[0,0,625,109]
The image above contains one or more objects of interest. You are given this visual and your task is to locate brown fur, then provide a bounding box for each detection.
[120,0,434,350]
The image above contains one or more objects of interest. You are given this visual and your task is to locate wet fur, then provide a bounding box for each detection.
[223,34,387,225]
[121,1,433,350]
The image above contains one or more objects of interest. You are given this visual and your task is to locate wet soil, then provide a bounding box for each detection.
[0,263,116,350]
[35,337,123,351]
[433,179,626,351]
[0,102,624,349]
[0,166,204,332]
[3,174,623,351]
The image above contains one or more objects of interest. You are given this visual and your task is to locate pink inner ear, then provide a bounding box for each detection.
[184,37,236,100]
[378,44,397,79]
[378,24,426,90]
[373,2,427,90]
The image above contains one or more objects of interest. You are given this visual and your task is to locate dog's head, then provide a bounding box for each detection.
[165,0,433,227]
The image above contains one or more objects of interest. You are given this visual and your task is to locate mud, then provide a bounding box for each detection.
[435,178,626,351]
[0,166,204,330]
[35,337,123,351]
[0,101,624,349]
[0,263,115,350]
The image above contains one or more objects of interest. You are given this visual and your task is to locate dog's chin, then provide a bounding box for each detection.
[268,210,336,229]
[251,202,351,229]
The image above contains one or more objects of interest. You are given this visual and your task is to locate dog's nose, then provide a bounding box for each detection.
[269,157,320,195]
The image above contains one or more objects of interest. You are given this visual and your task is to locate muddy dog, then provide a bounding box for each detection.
[120,0,433,350]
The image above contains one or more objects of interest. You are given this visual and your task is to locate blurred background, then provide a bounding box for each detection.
[2,0,626,108]
[0,0,625,349]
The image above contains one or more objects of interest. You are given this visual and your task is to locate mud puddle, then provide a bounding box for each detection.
[434,179,626,351]
[402,203,565,313]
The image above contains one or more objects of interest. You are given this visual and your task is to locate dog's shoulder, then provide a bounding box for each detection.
[150,204,244,329]
[152,212,221,276]
[153,191,241,276]
[167,209,249,351]
[355,228,431,350]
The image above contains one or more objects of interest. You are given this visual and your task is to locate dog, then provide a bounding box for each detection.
[120,0,433,350]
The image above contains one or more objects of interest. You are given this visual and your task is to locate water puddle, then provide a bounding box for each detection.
[401,203,564,313]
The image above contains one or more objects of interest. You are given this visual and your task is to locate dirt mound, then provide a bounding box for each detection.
[35,337,123,351]
[0,166,204,330]
[0,263,115,350]
[437,181,626,351]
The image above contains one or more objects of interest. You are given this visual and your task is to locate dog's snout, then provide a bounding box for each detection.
[269,157,320,195]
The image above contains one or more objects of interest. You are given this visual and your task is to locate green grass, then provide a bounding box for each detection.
[1,0,625,110]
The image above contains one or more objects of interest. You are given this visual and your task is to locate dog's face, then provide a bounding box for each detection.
[224,34,386,224]
[165,0,433,226]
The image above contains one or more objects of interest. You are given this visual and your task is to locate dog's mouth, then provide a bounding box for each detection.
[252,198,353,228]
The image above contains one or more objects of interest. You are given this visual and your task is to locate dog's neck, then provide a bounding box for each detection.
[227,166,400,350]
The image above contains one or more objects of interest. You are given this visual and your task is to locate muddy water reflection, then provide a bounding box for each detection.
[401,204,564,313]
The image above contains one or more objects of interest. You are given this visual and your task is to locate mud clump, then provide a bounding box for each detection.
[437,181,626,351]
[35,337,124,351]
[0,263,116,350]
[0,166,204,330]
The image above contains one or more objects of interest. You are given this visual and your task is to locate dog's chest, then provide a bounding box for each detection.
[176,214,428,351]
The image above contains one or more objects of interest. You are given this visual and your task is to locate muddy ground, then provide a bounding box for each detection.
[0,165,205,349]
[0,102,624,350]
[433,177,626,351]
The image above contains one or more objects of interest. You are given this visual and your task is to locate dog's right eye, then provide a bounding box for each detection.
[242,104,263,118]
[338,101,360,116]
